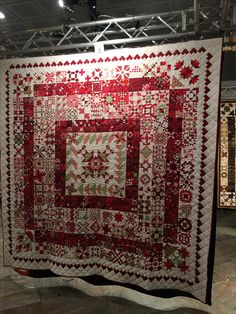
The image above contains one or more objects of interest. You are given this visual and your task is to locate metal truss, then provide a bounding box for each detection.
[0,1,235,59]
[221,81,236,101]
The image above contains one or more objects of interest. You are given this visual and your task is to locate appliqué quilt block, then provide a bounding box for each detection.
[218,102,236,208]
[0,38,222,303]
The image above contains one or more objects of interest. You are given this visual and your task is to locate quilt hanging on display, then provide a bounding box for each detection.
[0,38,222,304]
[218,102,236,208]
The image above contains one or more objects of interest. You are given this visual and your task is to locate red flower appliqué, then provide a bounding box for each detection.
[179,247,189,258]
[189,76,199,85]
[180,66,193,79]
[174,59,200,85]
[191,59,200,68]
[178,262,189,273]
[174,60,184,70]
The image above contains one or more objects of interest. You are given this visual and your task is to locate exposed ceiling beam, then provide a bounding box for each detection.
[194,0,201,34]
[0,11,193,37]
[0,6,234,59]
[0,31,196,57]
[220,0,230,31]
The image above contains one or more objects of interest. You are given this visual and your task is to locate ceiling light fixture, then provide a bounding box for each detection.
[59,0,79,7]
[58,0,64,7]
[0,11,5,19]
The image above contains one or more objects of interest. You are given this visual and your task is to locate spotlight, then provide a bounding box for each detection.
[58,0,64,7]
[58,0,79,8]
[0,11,5,19]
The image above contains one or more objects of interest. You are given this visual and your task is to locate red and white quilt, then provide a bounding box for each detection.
[0,38,222,303]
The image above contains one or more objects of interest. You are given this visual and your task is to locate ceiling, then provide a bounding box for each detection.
[0,0,235,82]
[0,0,204,32]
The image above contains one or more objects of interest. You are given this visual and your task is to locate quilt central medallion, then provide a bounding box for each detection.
[55,118,139,210]
[65,130,128,197]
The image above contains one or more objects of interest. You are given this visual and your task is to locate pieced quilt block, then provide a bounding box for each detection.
[218,102,236,208]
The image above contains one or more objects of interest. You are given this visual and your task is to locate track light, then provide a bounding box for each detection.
[0,11,5,19]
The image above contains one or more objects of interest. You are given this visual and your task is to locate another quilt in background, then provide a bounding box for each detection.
[0,38,222,304]
[219,102,236,208]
